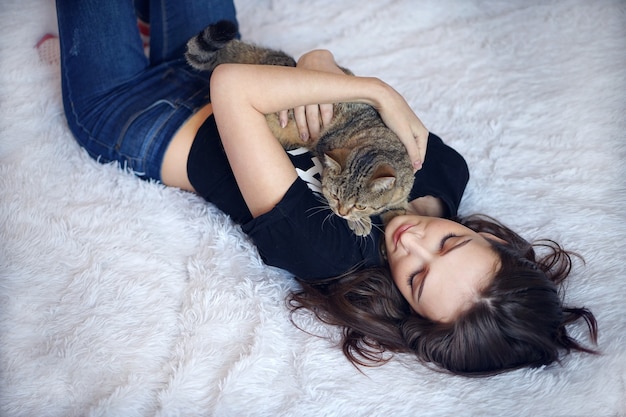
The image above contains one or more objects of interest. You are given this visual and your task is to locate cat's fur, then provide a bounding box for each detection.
[186,21,414,236]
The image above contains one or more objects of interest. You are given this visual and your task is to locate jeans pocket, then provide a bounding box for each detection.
[114,99,178,175]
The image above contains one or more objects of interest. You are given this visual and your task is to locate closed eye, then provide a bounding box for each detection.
[408,235,456,288]
[439,233,457,251]
[407,234,470,302]
[407,267,428,301]
[406,268,422,289]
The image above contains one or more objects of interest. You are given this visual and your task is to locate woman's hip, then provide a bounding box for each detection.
[63,61,211,181]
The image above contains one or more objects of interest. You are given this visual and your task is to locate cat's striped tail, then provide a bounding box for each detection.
[185,20,239,71]
[185,20,296,72]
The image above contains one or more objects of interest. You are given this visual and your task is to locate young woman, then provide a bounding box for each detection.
[54,0,597,376]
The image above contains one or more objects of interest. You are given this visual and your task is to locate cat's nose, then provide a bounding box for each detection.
[337,205,350,217]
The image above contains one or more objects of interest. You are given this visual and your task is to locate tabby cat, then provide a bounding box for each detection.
[186,20,414,236]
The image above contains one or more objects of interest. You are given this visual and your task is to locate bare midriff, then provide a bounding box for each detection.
[160,102,214,192]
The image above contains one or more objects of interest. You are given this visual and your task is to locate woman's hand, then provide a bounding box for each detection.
[278,50,428,169]
[371,80,429,171]
[278,50,343,141]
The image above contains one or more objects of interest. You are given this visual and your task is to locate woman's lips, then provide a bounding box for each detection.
[393,224,414,248]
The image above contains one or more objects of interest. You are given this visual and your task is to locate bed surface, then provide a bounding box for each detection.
[1,0,625,415]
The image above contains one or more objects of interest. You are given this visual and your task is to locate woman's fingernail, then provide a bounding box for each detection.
[280,118,287,128]
[413,160,423,170]
[300,132,309,142]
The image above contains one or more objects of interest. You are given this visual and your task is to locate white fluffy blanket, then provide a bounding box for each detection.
[1,0,625,416]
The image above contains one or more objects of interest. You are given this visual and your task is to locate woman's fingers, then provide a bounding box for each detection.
[278,110,289,128]
[395,125,426,172]
[293,104,330,141]
[319,103,333,128]
[305,104,322,139]
[410,126,429,171]
[293,105,309,141]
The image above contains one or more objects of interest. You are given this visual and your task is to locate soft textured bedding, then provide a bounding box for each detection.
[1,0,625,416]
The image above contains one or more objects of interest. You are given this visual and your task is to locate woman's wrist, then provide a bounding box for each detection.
[351,76,389,109]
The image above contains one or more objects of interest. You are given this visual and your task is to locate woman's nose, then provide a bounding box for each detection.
[400,232,434,259]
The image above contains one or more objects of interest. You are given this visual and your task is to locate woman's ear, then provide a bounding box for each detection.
[479,232,507,245]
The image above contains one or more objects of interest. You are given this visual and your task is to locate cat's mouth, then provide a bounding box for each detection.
[332,208,358,220]
[331,210,351,220]
[335,209,352,218]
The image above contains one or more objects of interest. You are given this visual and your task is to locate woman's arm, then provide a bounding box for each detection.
[408,196,445,217]
[279,49,345,141]
[209,63,427,217]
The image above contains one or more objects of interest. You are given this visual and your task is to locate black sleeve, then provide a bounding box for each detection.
[186,115,253,224]
[408,132,469,218]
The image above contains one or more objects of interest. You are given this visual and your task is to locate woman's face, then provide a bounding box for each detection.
[384,215,501,322]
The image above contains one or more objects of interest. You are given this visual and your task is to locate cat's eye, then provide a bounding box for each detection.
[355,204,366,210]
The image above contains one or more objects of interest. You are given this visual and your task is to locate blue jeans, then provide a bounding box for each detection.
[56,0,238,181]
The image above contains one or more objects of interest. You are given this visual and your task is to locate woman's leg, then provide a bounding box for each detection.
[55,0,238,182]
[148,0,238,66]
[56,0,148,112]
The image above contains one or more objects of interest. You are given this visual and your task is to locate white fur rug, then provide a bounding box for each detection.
[1,0,625,416]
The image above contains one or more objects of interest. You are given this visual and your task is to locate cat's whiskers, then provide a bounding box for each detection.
[355,219,383,251]
[322,212,339,230]
[305,201,334,217]
[371,222,385,234]
[306,206,330,216]
[304,202,342,231]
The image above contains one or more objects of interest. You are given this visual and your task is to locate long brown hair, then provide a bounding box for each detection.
[288,214,598,376]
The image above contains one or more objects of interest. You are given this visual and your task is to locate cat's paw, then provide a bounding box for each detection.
[347,218,372,237]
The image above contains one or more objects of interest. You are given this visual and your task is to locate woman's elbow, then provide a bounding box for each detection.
[209,63,235,103]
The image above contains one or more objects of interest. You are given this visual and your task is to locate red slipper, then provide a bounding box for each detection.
[36,34,60,66]
[138,19,150,56]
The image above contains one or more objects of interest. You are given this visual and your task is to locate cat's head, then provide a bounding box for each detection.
[320,148,410,222]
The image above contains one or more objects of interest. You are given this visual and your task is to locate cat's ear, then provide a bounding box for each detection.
[369,164,397,192]
[324,148,350,172]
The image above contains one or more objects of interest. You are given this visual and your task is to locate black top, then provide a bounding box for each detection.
[187,115,469,281]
